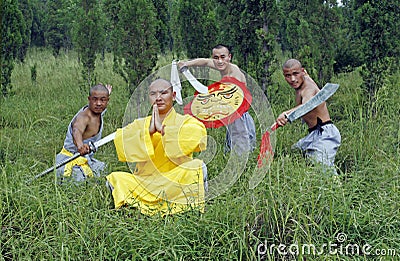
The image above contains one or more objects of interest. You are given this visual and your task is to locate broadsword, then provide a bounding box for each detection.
[256,83,339,170]
[179,66,209,94]
[271,83,339,130]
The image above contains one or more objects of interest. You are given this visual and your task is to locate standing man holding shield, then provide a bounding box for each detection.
[178,44,256,155]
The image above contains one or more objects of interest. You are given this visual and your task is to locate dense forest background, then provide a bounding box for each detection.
[2,0,399,99]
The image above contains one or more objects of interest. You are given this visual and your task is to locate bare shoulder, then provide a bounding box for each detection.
[304,77,320,95]
[73,108,91,126]
[230,63,246,82]
[296,77,319,104]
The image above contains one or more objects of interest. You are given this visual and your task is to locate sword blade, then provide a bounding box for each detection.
[171,61,183,105]
[180,67,209,94]
[29,152,81,183]
[287,83,339,122]
[30,132,116,183]
[94,132,116,149]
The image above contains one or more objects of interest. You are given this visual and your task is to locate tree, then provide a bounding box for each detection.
[178,0,218,58]
[1,0,25,96]
[333,0,364,73]
[310,0,340,84]
[72,0,106,87]
[168,0,183,57]
[45,0,73,56]
[105,0,160,94]
[16,0,33,62]
[152,0,171,54]
[247,0,280,93]
[279,0,341,85]
[30,0,46,47]
[213,0,244,51]
[355,0,400,103]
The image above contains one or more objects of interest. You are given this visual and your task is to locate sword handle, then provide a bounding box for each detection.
[271,122,280,131]
[179,65,188,73]
[88,141,97,153]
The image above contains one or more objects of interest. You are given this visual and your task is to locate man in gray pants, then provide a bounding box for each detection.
[179,44,256,155]
[275,59,341,174]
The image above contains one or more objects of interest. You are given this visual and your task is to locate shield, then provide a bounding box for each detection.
[184,76,252,128]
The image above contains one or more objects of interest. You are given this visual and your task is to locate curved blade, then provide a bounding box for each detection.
[287,83,339,123]
[171,61,183,105]
[180,66,209,94]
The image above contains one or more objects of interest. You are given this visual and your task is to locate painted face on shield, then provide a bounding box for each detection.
[191,83,244,121]
[184,76,252,128]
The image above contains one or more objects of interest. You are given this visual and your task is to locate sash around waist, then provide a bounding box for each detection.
[308,120,333,133]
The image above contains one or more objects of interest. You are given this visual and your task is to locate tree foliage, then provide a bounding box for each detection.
[44,0,73,56]
[16,0,33,62]
[168,0,184,57]
[30,0,46,47]
[355,0,400,102]
[279,0,340,86]
[2,0,400,99]
[72,0,106,87]
[151,0,171,54]
[105,0,160,94]
[242,0,280,93]
[178,0,218,58]
[1,0,25,96]
[333,2,364,73]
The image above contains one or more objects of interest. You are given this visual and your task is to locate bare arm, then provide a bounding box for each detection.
[276,107,300,127]
[178,58,215,70]
[276,87,318,127]
[71,114,91,155]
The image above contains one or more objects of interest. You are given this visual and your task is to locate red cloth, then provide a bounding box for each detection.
[257,130,274,168]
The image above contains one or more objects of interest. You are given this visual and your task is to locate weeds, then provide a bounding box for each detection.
[1,48,399,260]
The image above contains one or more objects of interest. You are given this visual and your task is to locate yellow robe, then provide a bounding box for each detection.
[106,109,207,216]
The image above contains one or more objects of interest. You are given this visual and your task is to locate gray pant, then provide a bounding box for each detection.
[292,123,341,173]
[225,112,256,155]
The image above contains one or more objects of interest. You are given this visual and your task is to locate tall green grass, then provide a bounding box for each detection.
[1,48,399,260]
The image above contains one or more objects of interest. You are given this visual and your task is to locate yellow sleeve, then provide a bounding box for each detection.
[162,116,207,158]
[113,117,154,162]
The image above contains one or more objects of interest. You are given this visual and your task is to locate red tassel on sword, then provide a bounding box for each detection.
[257,122,280,168]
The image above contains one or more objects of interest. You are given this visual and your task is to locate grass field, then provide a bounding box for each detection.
[1,48,399,260]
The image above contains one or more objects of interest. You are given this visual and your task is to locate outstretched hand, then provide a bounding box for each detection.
[177,61,185,69]
[149,104,165,135]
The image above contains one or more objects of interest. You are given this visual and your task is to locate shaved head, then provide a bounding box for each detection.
[89,84,109,96]
[283,59,302,70]
[149,78,172,91]
[149,78,175,115]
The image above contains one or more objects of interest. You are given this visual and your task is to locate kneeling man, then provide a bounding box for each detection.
[106,79,207,216]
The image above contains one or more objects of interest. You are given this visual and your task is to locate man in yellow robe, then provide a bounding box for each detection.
[106,79,207,216]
